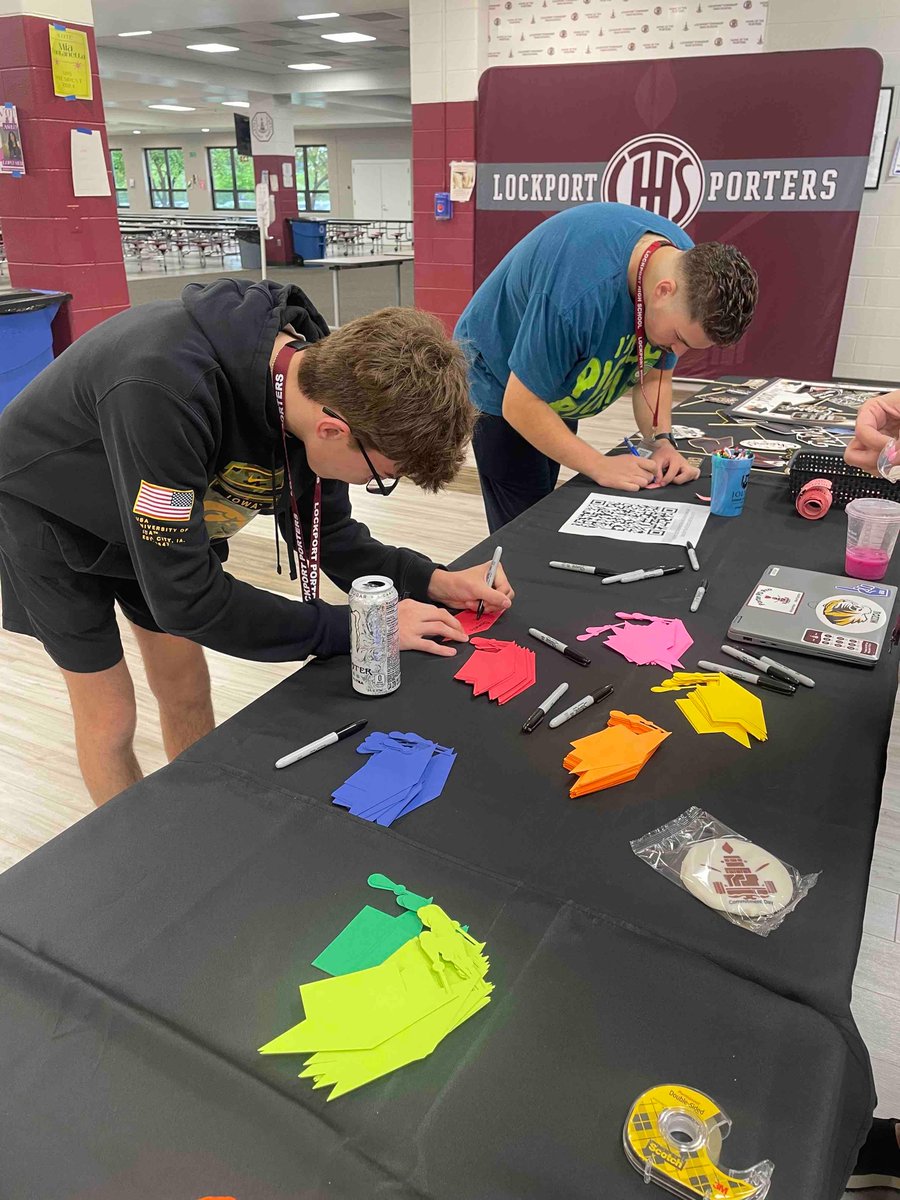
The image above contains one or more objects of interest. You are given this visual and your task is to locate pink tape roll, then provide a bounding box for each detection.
[796,477,833,520]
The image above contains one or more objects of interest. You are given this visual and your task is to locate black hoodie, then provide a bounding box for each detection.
[0,279,436,660]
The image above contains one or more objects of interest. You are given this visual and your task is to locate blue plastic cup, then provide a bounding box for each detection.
[710,454,753,517]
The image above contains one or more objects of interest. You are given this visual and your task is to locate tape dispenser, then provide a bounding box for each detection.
[623,1085,774,1199]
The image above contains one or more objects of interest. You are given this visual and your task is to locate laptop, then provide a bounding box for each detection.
[728,565,897,666]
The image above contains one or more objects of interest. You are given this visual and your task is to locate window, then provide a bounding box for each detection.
[207,146,255,211]
[110,149,129,208]
[144,147,188,209]
[296,145,330,212]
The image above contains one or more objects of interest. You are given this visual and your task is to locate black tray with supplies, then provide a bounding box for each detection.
[788,448,900,510]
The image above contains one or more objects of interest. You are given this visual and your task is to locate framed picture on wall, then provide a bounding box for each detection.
[866,86,893,189]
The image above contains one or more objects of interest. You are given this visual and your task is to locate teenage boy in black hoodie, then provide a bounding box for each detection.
[0,280,513,805]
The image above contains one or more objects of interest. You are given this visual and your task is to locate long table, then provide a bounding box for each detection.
[297,253,413,326]
[0,414,894,1198]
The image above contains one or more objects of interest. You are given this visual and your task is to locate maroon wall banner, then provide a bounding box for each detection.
[475,49,882,381]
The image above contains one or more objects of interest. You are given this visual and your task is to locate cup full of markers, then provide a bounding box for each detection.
[710,448,754,518]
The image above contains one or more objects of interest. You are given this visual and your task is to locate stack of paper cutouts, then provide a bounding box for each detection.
[454,637,536,704]
[332,731,456,826]
[563,710,671,797]
[577,612,693,671]
[259,874,492,1100]
[652,672,767,748]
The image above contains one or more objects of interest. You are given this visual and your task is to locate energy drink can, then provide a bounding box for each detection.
[349,575,400,696]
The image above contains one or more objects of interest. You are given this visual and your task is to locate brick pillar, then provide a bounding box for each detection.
[409,0,486,334]
[249,97,299,266]
[0,1,129,350]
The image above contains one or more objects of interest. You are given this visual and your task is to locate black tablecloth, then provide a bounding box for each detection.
[186,468,898,1021]
[0,763,874,1199]
[0,413,893,1198]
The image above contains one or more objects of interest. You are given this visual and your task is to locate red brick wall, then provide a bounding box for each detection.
[412,100,476,336]
[0,14,130,350]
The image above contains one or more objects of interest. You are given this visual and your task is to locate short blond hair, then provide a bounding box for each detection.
[298,307,475,492]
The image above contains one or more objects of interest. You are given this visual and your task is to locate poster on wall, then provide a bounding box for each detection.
[488,0,768,66]
[475,49,882,381]
[49,24,92,101]
[0,104,25,174]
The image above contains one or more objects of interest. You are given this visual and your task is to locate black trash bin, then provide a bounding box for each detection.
[235,228,262,270]
[0,289,71,413]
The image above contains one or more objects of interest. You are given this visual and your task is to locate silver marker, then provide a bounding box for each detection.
[521,682,570,734]
[602,565,685,585]
[549,561,617,576]
[548,684,615,729]
[528,627,591,667]
[697,661,796,696]
[477,544,503,619]
[690,578,709,612]
[759,655,815,689]
[721,644,768,672]
[275,719,368,769]
[685,540,700,571]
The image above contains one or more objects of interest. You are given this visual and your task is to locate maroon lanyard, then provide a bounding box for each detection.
[272,343,321,602]
[634,238,667,430]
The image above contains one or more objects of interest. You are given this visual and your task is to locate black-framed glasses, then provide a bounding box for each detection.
[322,406,400,495]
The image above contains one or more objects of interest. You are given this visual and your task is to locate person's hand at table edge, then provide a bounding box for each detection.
[590,454,658,493]
[845,391,900,475]
[427,562,515,613]
[398,598,469,657]
[648,440,701,487]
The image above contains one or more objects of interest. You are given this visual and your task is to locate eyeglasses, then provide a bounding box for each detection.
[322,406,400,495]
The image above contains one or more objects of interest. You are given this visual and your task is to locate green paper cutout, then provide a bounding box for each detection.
[367,872,433,913]
[312,906,423,976]
[260,902,493,1100]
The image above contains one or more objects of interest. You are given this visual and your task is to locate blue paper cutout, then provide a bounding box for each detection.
[331,731,456,827]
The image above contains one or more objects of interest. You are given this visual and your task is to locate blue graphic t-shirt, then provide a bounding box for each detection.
[455,203,693,419]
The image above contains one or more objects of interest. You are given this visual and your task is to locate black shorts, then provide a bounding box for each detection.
[0,494,163,674]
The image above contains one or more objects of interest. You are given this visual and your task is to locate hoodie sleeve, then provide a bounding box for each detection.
[97,380,351,661]
[316,477,438,599]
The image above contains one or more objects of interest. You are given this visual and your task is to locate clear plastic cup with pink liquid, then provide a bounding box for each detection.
[845,497,900,581]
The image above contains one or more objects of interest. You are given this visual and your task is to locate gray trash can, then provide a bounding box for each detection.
[236,228,261,269]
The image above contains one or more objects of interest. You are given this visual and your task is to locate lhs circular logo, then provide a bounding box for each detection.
[601,133,705,226]
[250,111,274,142]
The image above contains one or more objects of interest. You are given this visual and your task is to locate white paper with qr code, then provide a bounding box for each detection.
[559,493,710,546]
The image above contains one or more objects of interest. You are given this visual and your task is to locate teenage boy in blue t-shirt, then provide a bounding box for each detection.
[456,202,759,532]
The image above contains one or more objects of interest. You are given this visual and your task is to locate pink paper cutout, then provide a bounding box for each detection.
[576,614,693,671]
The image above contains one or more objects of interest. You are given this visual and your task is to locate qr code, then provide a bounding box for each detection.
[571,497,678,537]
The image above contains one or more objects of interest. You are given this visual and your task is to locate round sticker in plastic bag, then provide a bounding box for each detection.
[680,838,794,918]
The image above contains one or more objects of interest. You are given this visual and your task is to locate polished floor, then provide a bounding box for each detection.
[0,375,897,1193]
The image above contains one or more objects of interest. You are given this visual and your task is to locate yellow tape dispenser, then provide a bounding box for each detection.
[623,1085,774,1199]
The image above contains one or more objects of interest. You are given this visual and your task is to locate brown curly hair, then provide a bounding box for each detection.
[680,242,759,346]
[297,307,475,492]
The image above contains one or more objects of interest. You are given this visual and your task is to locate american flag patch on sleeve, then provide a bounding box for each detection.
[133,480,195,522]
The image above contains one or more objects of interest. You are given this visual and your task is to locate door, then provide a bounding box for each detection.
[351,159,411,221]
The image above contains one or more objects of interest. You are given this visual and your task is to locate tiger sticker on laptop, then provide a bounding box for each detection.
[815,596,887,634]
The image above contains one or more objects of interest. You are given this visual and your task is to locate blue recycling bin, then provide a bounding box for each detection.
[288,218,327,264]
[0,289,70,413]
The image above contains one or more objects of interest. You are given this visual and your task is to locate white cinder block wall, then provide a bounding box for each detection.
[767,0,900,384]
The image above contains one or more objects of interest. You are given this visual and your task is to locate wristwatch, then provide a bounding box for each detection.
[653,432,678,447]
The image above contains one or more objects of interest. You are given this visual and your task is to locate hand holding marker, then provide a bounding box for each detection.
[477,545,503,620]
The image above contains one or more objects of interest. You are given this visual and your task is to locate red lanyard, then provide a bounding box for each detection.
[272,343,321,602]
[634,238,667,431]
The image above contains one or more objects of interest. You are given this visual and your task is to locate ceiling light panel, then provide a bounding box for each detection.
[321,31,375,41]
